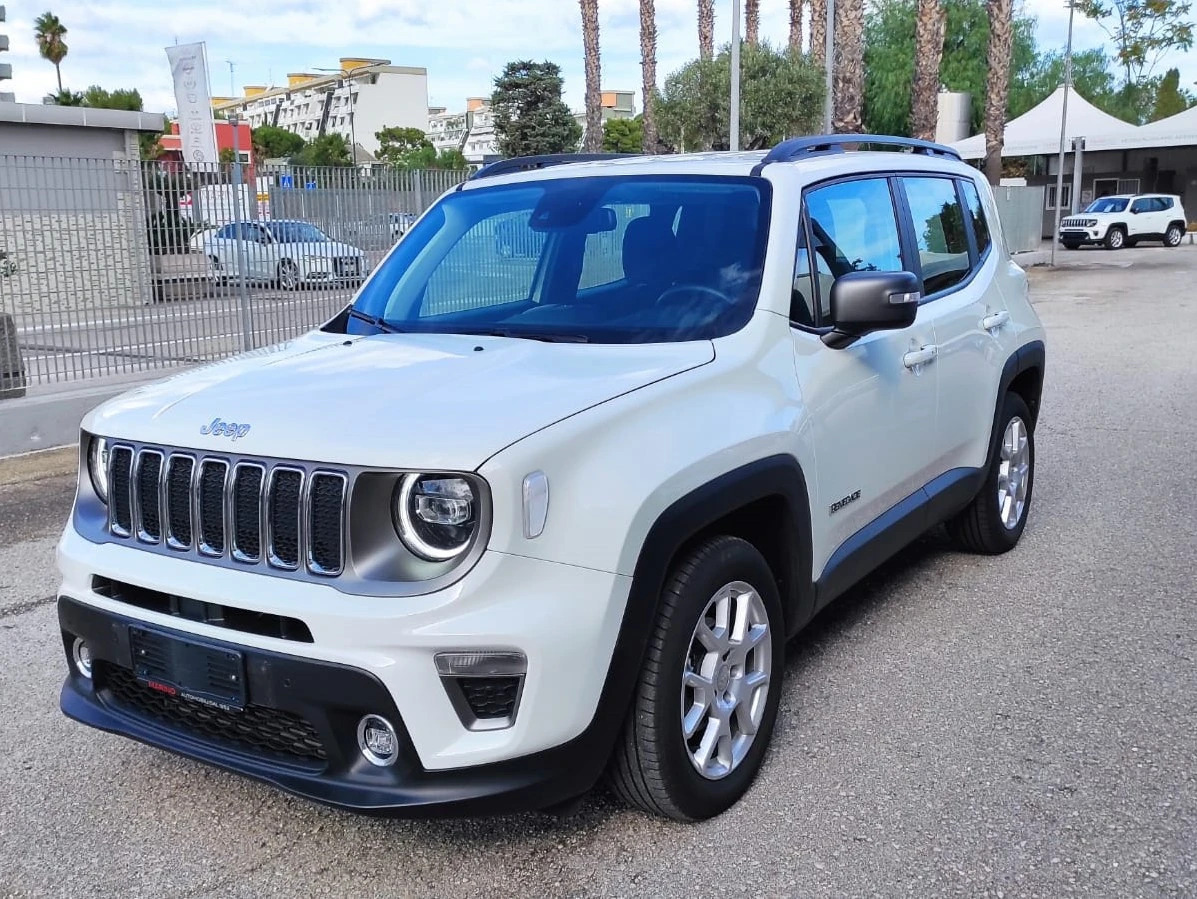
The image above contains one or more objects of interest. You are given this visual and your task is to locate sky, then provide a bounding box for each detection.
[4,0,1195,118]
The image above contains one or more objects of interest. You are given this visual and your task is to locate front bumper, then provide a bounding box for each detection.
[1059,228,1103,244]
[56,527,634,815]
[59,596,612,816]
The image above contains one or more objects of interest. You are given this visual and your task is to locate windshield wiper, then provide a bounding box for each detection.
[347,307,403,334]
[456,328,590,343]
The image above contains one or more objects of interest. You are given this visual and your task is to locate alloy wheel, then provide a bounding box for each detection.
[278,260,300,290]
[1166,226,1183,247]
[681,581,772,780]
[997,416,1031,530]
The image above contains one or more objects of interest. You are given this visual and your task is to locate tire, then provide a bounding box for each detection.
[277,259,300,291]
[947,392,1035,555]
[1165,224,1184,247]
[1104,227,1125,250]
[608,535,784,821]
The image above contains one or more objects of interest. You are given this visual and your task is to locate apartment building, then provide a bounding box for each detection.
[213,58,428,156]
[429,91,636,167]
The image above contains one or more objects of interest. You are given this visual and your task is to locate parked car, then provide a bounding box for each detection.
[1059,194,1188,249]
[59,138,1045,822]
[191,219,370,289]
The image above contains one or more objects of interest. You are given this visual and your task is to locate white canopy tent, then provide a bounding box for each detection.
[1134,104,1197,148]
[951,86,1145,158]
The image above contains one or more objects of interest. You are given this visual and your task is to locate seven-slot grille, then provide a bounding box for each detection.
[108,445,347,577]
[1061,217,1088,229]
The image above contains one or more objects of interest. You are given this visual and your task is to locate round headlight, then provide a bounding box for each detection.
[87,436,110,503]
[393,474,478,561]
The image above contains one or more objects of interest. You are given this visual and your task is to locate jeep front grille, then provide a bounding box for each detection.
[108,444,347,577]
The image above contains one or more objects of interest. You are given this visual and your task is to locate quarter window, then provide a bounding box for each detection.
[960,180,991,258]
[901,177,971,295]
[804,178,904,320]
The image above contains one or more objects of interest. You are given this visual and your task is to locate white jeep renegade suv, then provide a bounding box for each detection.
[1060,193,1188,250]
[57,137,1046,821]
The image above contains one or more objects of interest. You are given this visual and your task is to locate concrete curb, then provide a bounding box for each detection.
[1013,250,1052,267]
[0,373,159,458]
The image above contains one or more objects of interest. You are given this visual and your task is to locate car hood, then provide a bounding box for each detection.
[84,331,715,470]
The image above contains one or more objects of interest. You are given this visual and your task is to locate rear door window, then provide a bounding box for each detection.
[900,177,971,295]
[959,180,992,258]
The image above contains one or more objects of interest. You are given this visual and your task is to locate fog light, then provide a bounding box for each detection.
[71,637,93,679]
[356,714,399,767]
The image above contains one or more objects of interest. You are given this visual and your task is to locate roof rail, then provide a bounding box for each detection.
[469,153,640,181]
[751,134,961,175]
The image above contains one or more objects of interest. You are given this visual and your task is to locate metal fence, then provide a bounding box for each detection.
[0,155,467,390]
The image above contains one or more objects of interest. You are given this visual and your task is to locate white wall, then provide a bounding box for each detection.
[353,70,429,154]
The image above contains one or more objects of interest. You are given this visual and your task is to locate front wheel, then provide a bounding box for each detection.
[608,535,784,821]
[1104,227,1125,250]
[948,392,1035,554]
[1165,224,1184,247]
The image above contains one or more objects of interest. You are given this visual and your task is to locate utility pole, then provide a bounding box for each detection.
[730,0,741,151]
[824,0,835,132]
[1050,0,1076,267]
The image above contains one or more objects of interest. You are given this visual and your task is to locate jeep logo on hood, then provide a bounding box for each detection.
[200,417,251,441]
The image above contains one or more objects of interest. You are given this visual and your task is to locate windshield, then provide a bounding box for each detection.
[350,175,771,343]
[1084,197,1128,213]
[266,221,330,243]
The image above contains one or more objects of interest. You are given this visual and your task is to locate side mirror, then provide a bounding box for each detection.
[822,270,921,349]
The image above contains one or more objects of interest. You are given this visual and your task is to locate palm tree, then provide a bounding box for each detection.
[810,0,827,70]
[789,0,805,53]
[745,0,760,45]
[697,0,714,60]
[580,0,603,152]
[640,0,658,153]
[832,0,864,133]
[34,12,69,93]
[984,0,1013,184]
[910,0,945,141]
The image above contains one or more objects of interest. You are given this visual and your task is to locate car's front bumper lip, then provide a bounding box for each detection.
[57,596,602,817]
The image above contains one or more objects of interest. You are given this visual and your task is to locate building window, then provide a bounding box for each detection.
[1045,184,1072,210]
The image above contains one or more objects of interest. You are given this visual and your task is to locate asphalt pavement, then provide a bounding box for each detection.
[1,244,1195,898]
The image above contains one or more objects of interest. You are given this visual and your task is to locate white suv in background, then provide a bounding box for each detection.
[1060,194,1188,250]
[57,138,1046,821]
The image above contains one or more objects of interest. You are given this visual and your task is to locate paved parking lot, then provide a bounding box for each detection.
[1,245,1195,898]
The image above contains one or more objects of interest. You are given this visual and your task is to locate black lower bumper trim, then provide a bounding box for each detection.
[58,596,604,817]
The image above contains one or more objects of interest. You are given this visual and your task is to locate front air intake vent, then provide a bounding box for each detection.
[135,450,163,543]
[267,468,303,570]
[232,463,264,563]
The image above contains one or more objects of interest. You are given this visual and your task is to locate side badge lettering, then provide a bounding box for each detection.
[829,489,862,515]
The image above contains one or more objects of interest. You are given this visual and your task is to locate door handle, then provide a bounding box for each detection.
[902,345,938,369]
[982,310,1010,332]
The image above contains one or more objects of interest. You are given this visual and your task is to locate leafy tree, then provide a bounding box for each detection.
[81,85,143,110]
[657,43,824,151]
[865,0,1038,138]
[376,126,432,166]
[252,126,305,160]
[43,88,84,106]
[219,147,237,165]
[1075,0,1194,89]
[34,12,68,93]
[603,117,644,153]
[291,134,353,167]
[1149,67,1195,120]
[491,60,582,157]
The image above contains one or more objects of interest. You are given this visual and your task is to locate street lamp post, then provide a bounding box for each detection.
[1051,0,1077,267]
[730,0,741,151]
[226,110,254,351]
[314,64,373,166]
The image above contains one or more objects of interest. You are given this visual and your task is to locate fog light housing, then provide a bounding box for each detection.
[435,651,526,731]
[71,637,93,679]
[356,714,399,767]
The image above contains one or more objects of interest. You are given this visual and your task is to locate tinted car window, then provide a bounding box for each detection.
[805,178,904,319]
[960,180,991,257]
[352,176,771,344]
[902,177,971,295]
[1131,198,1150,213]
